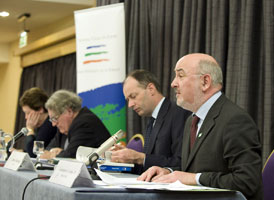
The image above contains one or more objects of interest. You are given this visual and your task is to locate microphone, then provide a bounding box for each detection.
[88,129,124,166]
[6,127,28,156]
[13,127,29,142]
[7,128,29,149]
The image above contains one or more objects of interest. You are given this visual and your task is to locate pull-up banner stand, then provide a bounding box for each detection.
[74,3,126,142]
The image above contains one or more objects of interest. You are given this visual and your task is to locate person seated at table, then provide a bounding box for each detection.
[138,53,262,200]
[41,89,111,159]
[111,69,191,174]
[19,87,57,158]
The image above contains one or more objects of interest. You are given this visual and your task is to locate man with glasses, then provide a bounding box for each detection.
[40,90,110,159]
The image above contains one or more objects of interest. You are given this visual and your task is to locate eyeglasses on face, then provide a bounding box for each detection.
[49,115,60,123]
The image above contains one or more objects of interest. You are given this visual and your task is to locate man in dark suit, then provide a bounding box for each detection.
[111,69,190,173]
[40,90,110,159]
[138,53,262,200]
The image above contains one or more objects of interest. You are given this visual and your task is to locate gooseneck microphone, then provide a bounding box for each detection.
[13,127,29,142]
[7,127,29,150]
[88,129,124,167]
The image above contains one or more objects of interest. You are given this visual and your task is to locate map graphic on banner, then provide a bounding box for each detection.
[74,4,126,143]
[79,83,126,137]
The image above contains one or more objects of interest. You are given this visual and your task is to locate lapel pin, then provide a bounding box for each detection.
[198,133,203,138]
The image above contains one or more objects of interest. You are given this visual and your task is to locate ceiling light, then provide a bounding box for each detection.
[17,13,31,48]
[0,11,9,17]
[20,31,28,38]
[17,13,31,23]
[19,30,29,48]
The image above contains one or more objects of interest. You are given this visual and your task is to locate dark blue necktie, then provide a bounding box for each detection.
[144,117,155,153]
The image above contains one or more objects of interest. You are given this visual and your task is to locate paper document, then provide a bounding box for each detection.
[125,180,224,191]
[95,169,227,191]
[95,169,167,185]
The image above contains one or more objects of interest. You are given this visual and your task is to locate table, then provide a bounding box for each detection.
[0,167,247,200]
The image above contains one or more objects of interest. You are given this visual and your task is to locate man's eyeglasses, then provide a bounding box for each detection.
[49,115,60,123]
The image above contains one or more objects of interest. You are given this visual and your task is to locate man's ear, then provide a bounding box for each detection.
[146,83,156,95]
[201,74,211,91]
[66,108,74,116]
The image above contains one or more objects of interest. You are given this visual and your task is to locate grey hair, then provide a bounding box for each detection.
[45,90,82,115]
[198,60,223,86]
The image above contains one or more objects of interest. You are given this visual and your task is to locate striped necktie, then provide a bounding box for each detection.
[144,117,155,153]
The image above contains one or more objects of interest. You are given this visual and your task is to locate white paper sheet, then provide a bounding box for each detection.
[125,180,221,191]
[95,169,227,191]
[95,169,167,185]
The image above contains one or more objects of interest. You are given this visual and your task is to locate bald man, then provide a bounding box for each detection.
[138,53,262,200]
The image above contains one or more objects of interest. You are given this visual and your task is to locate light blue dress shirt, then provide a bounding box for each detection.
[194,91,222,185]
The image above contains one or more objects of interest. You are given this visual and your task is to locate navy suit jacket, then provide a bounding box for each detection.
[181,94,262,200]
[140,98,191,172]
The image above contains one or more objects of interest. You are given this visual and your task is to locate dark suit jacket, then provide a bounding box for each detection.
[181,94,262,200]
[142,98,191,171]
[48,107,110,158]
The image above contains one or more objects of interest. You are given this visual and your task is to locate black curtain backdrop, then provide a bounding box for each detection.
[14,53,76,149]
[15,0,274,163]
[96,0,274,163]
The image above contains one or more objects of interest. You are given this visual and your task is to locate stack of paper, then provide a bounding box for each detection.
[95,169,229,191]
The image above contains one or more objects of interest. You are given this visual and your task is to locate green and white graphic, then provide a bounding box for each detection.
[75,4,126,143]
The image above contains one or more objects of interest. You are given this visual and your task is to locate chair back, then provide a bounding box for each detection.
[263,150,274,200]
[126,134,144,153]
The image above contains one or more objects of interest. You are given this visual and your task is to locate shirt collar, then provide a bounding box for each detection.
[195,91,222,121]
[152,97,165,119]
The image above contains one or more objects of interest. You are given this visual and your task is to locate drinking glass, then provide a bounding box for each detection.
[33,141,44,163]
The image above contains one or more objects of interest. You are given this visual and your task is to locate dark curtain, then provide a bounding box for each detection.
[14,0,274,163]
[97,0,274,163]
[14,53,76,149]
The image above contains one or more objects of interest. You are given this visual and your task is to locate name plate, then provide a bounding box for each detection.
[4,151,36,172]
[49,160,94,188]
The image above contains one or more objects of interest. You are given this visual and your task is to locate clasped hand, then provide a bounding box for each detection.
[110,144,145,165]
[40,148,63,159]
[137,166,197,185]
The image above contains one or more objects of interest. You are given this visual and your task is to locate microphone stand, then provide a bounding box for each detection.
[86,130,124,180]
[88,158,101,180]
[6,141,12,160]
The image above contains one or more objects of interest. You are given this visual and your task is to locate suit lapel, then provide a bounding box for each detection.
[185,118,215,169]
[181,116,191,171]
[146,98,170,154]
[183,94,226,171]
